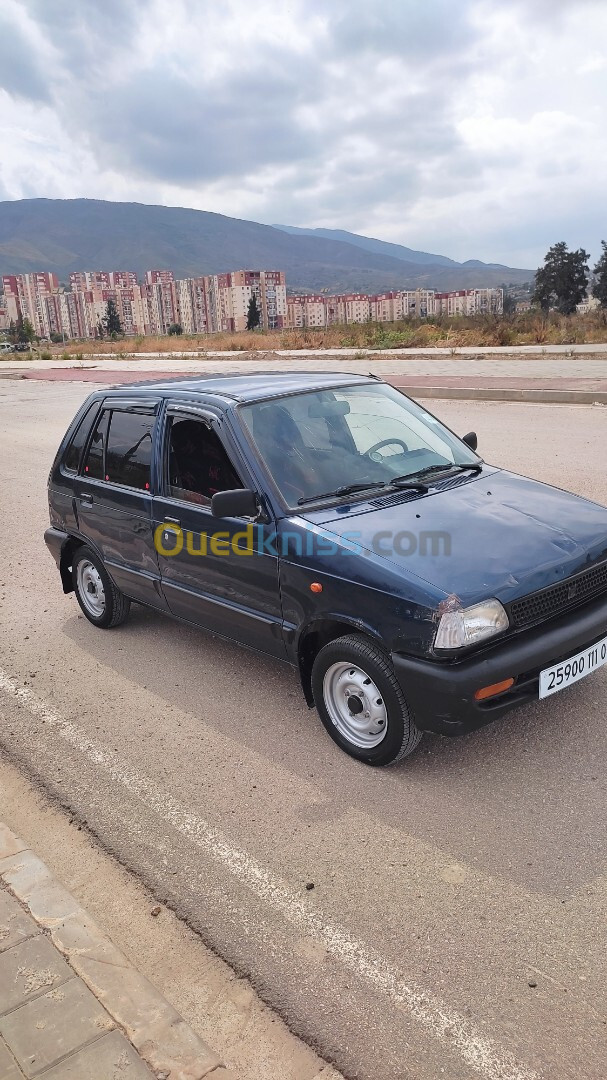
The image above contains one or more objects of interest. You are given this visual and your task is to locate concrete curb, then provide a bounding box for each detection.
[401,386,607,404]
[6,343,607,359]
[0,823,235,1080]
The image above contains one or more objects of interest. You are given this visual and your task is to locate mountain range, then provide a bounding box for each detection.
[0,199,532,293]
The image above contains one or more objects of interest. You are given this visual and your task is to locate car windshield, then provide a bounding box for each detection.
[240,383,480,506]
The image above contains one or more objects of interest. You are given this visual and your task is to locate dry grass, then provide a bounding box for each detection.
[52,309,607,356]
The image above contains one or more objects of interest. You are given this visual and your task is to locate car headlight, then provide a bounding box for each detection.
[434,598,509,650]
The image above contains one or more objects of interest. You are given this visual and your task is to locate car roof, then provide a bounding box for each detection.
[100,370,380,404]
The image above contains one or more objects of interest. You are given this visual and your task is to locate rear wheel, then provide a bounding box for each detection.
[311,634,422,766]
[72,546,130,629]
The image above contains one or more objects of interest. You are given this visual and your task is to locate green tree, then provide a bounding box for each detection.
[11,315,35,343]
[592,241,607,308]
[168,323,183,335]
[533,242,589,314]
[105,299,123,336]
[246,295,261,331]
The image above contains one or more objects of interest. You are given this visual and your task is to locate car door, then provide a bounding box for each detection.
[75,398,165,608]
[152,402,286,657]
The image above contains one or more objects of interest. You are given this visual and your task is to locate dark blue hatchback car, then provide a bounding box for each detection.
[46,372,607,765]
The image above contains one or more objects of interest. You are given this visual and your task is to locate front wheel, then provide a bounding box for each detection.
[72,546,131,629]
[311,634,422,766]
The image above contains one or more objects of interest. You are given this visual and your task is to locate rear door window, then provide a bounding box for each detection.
[105,411,154,490]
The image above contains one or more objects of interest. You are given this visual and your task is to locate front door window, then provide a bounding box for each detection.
[167,416,243,505]
[154,411,284,656]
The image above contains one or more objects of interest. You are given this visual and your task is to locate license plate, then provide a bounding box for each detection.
[539,634,607,699]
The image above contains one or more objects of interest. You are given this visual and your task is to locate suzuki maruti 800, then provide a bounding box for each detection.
[45,373,607,765]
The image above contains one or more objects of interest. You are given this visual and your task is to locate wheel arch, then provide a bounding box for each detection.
[297,615,385,706]
[59,534,107,594]
[59,535,85,593]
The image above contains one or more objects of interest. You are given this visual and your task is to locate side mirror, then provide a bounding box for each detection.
[462,431,478,452]
[211,488,259,519]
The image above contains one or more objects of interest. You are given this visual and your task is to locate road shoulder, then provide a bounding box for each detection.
[0,819,232,1080]
[0,757,341,1080]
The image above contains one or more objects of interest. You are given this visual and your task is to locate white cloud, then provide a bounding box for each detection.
[0,0,606,268]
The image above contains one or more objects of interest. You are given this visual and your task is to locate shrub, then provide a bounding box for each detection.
[37,309,607,356]
[534,320,549,343]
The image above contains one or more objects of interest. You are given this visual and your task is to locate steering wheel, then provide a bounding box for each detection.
[366,438,409,463]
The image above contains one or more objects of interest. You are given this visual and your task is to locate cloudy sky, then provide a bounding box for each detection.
[1,0,606,269]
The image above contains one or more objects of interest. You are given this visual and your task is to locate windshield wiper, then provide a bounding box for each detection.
[298,481,387,505]
[297,465,481,505]
[393,462,483,483]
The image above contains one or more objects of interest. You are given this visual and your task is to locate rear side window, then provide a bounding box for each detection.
[105,411,154,489]
[83,409,109,480]
[82,408,155,489]
[63,401,100,473]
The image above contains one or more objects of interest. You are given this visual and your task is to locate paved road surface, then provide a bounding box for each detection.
[0,380,606,1080]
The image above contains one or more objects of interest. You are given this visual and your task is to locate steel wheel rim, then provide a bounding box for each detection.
[323,662,388,749]
[77,560,106,618]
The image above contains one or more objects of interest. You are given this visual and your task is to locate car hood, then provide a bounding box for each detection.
[307,468,607,607]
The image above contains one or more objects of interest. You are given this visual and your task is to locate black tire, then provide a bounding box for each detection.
[72,545,131,629]
[311,633,422,766]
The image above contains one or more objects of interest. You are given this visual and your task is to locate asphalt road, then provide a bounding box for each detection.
[1,380,606,1080]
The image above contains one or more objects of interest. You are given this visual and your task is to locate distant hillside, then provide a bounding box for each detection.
[272,224,458,267]
[272,225,522,273]
[0,199,532,292]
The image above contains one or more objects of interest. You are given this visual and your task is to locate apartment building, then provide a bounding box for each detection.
[286,294,327,328]
[258,270,287,330]
[145,269,175,285]
[399,289,436,318]
[207,270,287,332]
[284,287,503,328]
[0,270,502,340]
[69,271,139,291]
[2,272,61,338]
[577,295,600,314]
[370,292,402,322]
[321,294,371,325]
[434,288,503,316]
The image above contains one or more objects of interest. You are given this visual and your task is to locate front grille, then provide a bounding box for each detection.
[508,559,607,629]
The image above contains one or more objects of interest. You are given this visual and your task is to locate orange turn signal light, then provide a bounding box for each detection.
[310,582,323,593]
[474,678,514,701]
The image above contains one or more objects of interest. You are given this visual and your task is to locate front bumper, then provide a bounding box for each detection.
[392,593,607,735]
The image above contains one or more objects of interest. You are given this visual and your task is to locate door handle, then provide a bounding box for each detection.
[164,516,181,526]
[79,493,93,506]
